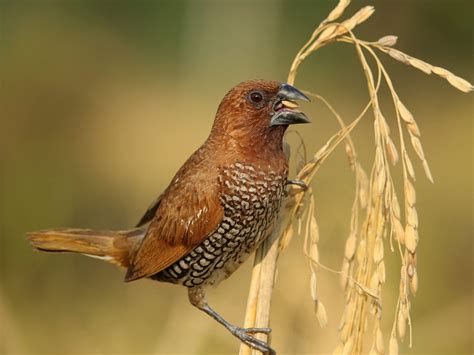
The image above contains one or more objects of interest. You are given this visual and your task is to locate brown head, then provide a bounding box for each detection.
[209,80,310,155]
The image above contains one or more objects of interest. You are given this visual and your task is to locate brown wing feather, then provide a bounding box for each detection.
[135,195,163,227]
[125,147,224,282]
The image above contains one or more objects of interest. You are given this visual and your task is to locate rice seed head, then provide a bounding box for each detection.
[380,114,391,136]
[410,269,419,294]
[394,218,405,245]
[399,268,408,299]
[357,165,369,208]
[376,35,398,47]
[404,152,416,180]
[396,99,415,124]
[326,0,351,22]
[375,326,384,353]
[407,263,415,278]
[340,259,350,289]
[370,272,379,293]
[410,135,425,161]
[340,5,375,34]
[407,57,432,74]
[386,138,399,165]
[345,143,355,165]
[377,261,386,284]
[422,159,434,183]
[407,205,418,228]
[310,242,320,263]
[311,215,320,242]
[316,301,328,327]
[377,168,387,194]
[317,26,337,44]
[375,145,384,168]
[405,224,418,253]
[319,6,375,43]
[387,48,410,65]
[431,66,450,77]
[310,272,318,301]
[431,66,474,92]
[338,307,347,331]
[342,337,354,355]
[340,319,350,343]
[407,121,421,137]
[397,308,407,339]
[407,248,417,266]
[344,233,357,260]
[357,239,367,264]
[405,180,416,206]
[446,72,474,93]
[374,237,384,263]
[384,185,392,209]
[392,195,401,219]
[333,344,344,355]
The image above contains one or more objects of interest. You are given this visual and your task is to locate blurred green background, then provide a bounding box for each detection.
[0,0,472,354]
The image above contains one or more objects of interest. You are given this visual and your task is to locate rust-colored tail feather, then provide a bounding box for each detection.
[27,228,146,268]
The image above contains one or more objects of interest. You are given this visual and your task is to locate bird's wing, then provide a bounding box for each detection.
[135,195,163,227]
[125,171,224,281]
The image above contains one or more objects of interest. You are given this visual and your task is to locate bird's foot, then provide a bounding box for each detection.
[287,179,308,191]
[230,326,275,355]
[241,327,272,334]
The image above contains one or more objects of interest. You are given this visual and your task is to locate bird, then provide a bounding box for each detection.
[28,79,310,354]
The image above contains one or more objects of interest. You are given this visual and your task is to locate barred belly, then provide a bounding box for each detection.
[153,162,287,287]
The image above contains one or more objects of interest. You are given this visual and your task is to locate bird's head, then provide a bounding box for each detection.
[210,80,310,150]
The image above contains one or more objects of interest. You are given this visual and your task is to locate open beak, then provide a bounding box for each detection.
[270,83,311,127]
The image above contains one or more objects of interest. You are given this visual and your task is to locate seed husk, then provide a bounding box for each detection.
[422,159,434,183]
[344,233,357,260]
[405,224,418,253]
[405,180,416,206]
[386,138,399,165]
[404,152,416,180]
[316,301,328,327]
[374,237,384,263]
[375,327,384,353]
[407,205,418,228]
[397,309,407,339]
[310,272,318,301]
[410,269,419,294]
[377,35,398,47]
[389,336,399,355]
[410,135,425,161]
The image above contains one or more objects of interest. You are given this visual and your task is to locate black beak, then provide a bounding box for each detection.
[270,83,311,127]
[277,83,310,102]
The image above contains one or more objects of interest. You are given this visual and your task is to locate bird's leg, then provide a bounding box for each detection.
[287,179,308,191]
[188,287,275,355]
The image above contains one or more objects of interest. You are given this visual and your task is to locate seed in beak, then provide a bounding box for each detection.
[281,100,299,109]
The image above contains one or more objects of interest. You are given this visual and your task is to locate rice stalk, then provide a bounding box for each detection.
[240,1,472,354]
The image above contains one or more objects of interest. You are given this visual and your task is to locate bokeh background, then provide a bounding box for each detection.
[0,0,472,354]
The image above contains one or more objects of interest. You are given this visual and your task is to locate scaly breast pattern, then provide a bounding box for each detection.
[155,162,287,287]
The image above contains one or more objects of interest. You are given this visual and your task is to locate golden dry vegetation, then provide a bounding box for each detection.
[1,1,472,354]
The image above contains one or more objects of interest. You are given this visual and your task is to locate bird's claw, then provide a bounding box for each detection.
[287,179,308,191]
[242,327,272,334]
[231,326,275,355]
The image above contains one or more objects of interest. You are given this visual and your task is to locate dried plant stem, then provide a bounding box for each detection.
[239,207,297,355]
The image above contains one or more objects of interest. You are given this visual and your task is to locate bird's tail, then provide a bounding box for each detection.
[27,228,146,268]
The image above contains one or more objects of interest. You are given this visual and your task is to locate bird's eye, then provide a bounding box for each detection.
[249,91,264,104]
